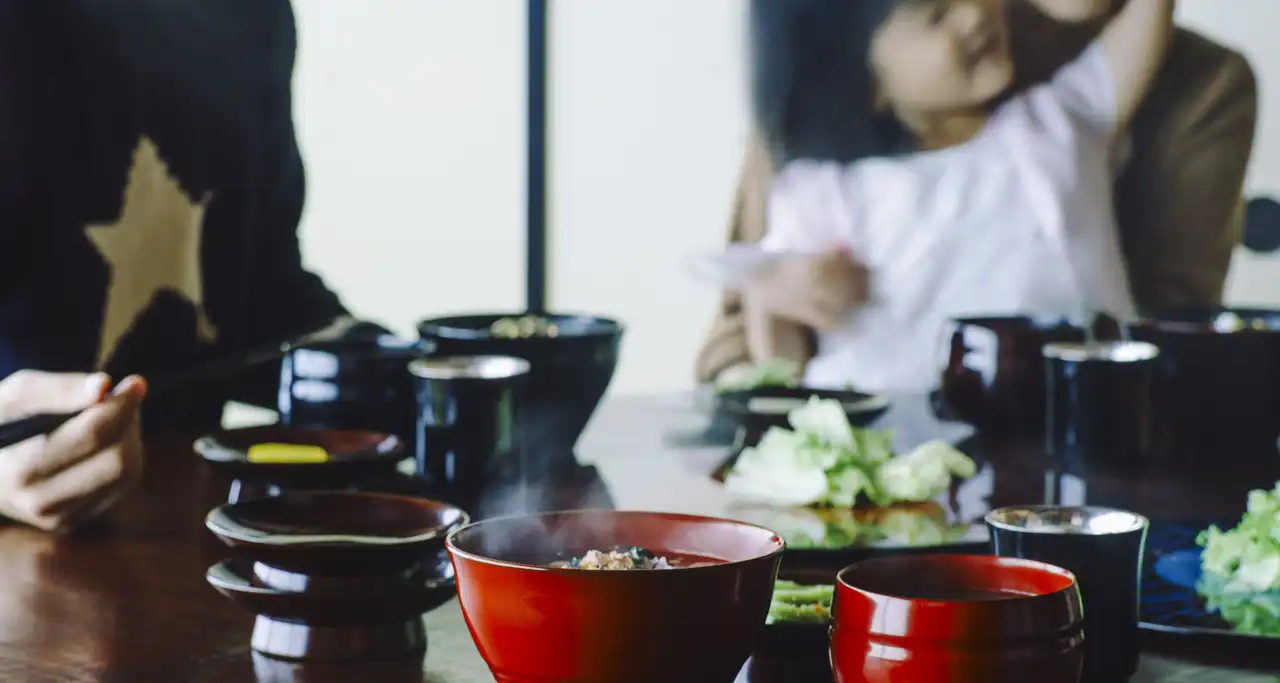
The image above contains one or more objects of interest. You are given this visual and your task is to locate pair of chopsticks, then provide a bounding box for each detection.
[0,343,289,450]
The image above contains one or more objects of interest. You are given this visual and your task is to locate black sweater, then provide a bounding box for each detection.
[0,0,351,433]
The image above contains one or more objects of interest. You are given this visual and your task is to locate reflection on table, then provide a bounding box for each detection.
[0,395,1270,682]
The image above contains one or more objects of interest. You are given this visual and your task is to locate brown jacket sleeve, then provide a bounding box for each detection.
[693,128,783,383]
[1116,29,1258,311]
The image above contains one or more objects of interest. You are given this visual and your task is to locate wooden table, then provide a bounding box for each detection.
[0,394,1277,682]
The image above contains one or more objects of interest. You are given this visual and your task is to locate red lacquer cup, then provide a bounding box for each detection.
[831,554,1084,683]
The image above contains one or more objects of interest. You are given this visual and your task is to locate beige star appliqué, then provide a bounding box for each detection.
[86,136,217,368]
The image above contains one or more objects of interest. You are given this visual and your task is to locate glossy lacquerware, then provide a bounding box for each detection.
[278,335,433,451]
[416,312,623,476]
[831,554,1084,683]
[205,491,468,575]
[987,506,1149,682]
[717,386,890,449]
[195,426,410,504]
[934,315,1085,433]
[446,510,783,683]
[9,397,1280,682]
[204,492,468,662]
[409,355,530,509]
[1140,520,1280,645]
[195,426,406,474]
[1043,342,1161,469]
[205,555,457,661]
[1130,308,1280,455]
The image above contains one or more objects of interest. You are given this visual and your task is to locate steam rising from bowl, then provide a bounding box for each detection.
[445,510,785,683]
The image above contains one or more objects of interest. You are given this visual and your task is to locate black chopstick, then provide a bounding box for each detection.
[0,320,403,451]
[0,343,291,451]
[0,412,79,450]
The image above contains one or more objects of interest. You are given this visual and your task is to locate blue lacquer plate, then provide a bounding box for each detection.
[1141,520,1280,642]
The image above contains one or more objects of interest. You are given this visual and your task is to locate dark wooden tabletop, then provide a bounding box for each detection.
[0,395,1277,682]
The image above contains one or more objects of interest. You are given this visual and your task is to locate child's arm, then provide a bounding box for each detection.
[744,295,812,369]
[1097,0,1177,132]
[743,160,862,370]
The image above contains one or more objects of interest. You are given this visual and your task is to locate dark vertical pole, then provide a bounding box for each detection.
[525,0,548,314]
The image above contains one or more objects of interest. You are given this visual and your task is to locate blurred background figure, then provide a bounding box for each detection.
[695,0,1257,386]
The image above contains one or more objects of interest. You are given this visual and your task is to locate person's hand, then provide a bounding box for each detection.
[0,371,146,532]
[742,247,869,332]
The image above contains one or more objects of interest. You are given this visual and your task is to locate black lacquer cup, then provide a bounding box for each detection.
[1044,341,1160,469]
[987,505,1149,683]
[408,356,530,510]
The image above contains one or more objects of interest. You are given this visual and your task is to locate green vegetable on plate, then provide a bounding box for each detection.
[1196,483,1280,636]
[1198,482,1280,594]
[1196,573,1280,636]
[723,396,976,509]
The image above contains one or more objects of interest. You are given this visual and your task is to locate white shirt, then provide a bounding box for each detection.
[761,42,1137,394]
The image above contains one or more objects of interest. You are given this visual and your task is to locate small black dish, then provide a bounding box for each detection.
[207,554,456,661]
[205,491,469,576]
[717,386,890,449]
[206,556,457,625]
[196,426,408,503]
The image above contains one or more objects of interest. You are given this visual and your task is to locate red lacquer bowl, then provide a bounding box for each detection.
[446,509,784,683]
[831,554,1084,683]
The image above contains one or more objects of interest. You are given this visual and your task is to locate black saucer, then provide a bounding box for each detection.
[220,457,615,521]
[196,426,408,503]
[207,554,456,661]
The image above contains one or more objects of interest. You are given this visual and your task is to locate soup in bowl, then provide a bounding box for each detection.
[446,510,784,683]
[832,554,1084,683]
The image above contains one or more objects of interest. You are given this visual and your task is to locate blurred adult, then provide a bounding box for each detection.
[695,0,1257,384]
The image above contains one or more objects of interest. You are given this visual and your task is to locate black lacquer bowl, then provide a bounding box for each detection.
[416,312,623,472]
